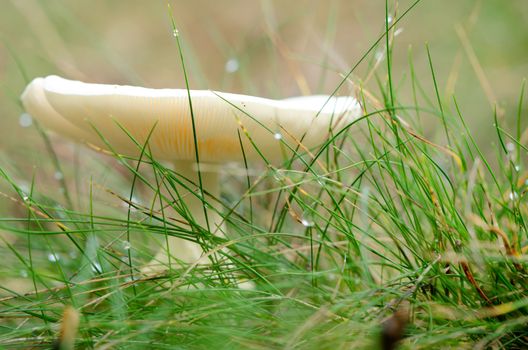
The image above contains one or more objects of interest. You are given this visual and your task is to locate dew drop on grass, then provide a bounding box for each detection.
[172,29,179,37]
[124,276,138,282]
[506,142,515,152]
[91,262,102,273]
[301,218,314,227]
[301,209,314,227]
[225,58,240,73]
[515,165,521,172]
[394,28,404,36]
[196,192,205,203]
[274,132,282,140]
[123,241,131,250]
[122,196,139,211]
[509,191,519,201]
[22,195,29,201]
[19,183,30,194]
[374,50,385,63]
[273,169,284,182]
[19,113,33,128]
[387,15,393,24]
[54,205,67,220]
[48,253,60,262]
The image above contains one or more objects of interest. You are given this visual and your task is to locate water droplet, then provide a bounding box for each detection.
[509,191,519,201]
[19,113,33,128]
[172,29,179,37]
[54,205,67,219]
[122,196,139,211]
[225,58,239,73]
[22,195,29,202]
[387,15,394,24]
[48,253,60,262]
[20,269,28,278]
[54,171,64,180]
[394,28,404,36]
[91,262,102,273]
[124,275,137,282]
[123,241,131,250]
[301,218,314,227]
[506,142,515,152]
[514,165,521,172]
[374,50,385,63]
[274,132,282,140]
[19,183,30,194]
[301,209,314,227]
[273,169,284,182]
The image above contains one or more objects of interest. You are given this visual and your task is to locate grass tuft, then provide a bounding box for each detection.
[1,0,528,349]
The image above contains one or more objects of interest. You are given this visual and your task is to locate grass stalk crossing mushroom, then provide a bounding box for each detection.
[21,75,362,275]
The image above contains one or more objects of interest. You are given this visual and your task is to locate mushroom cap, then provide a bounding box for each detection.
[21,75,361,163]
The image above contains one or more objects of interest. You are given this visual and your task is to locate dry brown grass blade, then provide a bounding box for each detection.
[461,261,492,305]
[0,191,69,231]
[468,214,520,258]
[52,306,80,350]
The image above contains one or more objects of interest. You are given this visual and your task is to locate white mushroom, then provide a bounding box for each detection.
[21,75,361,273]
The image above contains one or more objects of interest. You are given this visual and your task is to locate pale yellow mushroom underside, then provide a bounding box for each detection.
[21,75,361,163]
